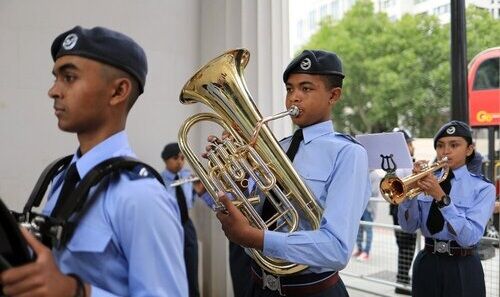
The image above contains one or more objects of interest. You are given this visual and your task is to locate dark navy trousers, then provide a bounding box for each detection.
[412,249,485,297]
[183,218,200,297]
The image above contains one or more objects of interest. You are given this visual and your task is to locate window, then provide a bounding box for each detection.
[433,4,450,15]
[309,10,317,29]
[297,20,304,39]
[320,4,328,19]
[473,58,500,90]
[381,0,396,9]
[330,1,340,20]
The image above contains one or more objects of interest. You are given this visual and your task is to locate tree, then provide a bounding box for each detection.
[301,0,500,137]
[466,6,500,60]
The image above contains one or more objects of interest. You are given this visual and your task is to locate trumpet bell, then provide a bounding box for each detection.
[379,157,449,205]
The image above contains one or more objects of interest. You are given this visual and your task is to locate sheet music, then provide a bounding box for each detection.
[356,132,413,170]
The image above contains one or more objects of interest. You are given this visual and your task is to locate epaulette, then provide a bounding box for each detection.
[469,172,493,184]
[124,165,158,181]
[279,135,293,143]
[335,132,362,145]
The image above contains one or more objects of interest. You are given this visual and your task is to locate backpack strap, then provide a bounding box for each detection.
[55,156,164,221]
[15,156,164,249]
[22,155,73,214]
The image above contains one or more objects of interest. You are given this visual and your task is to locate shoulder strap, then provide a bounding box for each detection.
[18,156,164,249]
[54,156,164,221]
[335,132,362,146]
[52,157,164,247]
[23,155,73,214]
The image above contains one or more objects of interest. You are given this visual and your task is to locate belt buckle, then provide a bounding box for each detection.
[261,269,284,296]
[433,239,452,255]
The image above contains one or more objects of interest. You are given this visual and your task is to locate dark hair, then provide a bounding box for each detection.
[101,64,140,112]
[161,143,180,160]
[466,150,476,165]
[321,74,343,89]
[126,78,141,111]
[465,133,475,165]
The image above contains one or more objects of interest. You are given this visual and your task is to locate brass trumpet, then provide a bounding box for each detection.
[380,157,449,205]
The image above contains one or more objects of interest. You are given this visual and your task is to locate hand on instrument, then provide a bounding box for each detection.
[0,228,89,297]
[416,174,445,201]
[201,132,231,159]
[413,160,429,174]
[216,193,264,250]
[193,180,206,196]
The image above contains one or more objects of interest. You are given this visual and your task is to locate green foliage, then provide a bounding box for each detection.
[301,0,500,137]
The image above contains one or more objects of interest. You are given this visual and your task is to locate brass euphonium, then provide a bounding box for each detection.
[178,49,322,275]
[379,157,449,205]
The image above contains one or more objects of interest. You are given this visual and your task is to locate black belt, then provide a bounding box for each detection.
[250,261,339,296]
[424,238,475,256]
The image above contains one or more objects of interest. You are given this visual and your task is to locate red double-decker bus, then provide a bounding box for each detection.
[468,47,500,127]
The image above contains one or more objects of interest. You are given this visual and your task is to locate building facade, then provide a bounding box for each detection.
[290,0,499,53]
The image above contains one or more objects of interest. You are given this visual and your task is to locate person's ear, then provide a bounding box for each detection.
[109,78,132,106]
[466,143,474,157]
[329,87,342,105]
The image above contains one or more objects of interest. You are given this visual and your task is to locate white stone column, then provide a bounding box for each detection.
[192,1,291,296]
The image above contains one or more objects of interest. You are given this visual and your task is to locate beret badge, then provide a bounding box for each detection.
[300,58,311,70]
[62,33,78,50]
[446,126,456,135]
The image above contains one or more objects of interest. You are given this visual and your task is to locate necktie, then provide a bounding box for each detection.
[262,129,304,229]
[51,163,80,217]
[285,129,304,162]
[175,174,189,224]
[426,170,454,234]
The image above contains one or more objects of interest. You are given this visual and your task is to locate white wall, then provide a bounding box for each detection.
[0,1,291,296]
[0,0,202,209]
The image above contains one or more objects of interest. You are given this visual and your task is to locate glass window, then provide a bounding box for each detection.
[309,11,317,29]
[297,20,304,39]
[433,4,450,15]
[320,4,328,19]
[330,1,340,20]
[473,57,500,90]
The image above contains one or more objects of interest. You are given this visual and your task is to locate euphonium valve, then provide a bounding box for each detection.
[380,157,449,205]
[177,49,322,275]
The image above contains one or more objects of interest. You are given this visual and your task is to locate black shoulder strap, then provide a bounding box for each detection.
[54,156,164,221]
[16,156,164,249]
[23,155,73,214]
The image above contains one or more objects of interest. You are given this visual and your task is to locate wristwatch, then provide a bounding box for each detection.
[437,195,451,208]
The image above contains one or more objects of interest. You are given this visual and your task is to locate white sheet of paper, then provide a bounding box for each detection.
[356,132,413,170]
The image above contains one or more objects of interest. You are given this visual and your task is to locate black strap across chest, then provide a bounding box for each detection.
[18,155,164,248]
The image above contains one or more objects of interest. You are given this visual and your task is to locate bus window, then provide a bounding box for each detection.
[473,58,500,90]
[468,47,500,127]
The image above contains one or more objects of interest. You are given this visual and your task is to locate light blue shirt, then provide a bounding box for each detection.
[262,120,371,273]
[43,131,188,297]
[398,165,495,247]
[161,168,196,209]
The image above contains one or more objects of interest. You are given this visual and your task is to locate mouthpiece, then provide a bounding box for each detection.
[289,106,300,117]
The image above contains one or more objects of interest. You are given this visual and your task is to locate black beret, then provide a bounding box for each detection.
[283,50,344,83]
[161,143,180,160]
[51,26,147,94]
[392,127,413,143]
[433,120,472,148]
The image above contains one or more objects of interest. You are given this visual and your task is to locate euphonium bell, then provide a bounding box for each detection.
[380,157,449,205]
[177,49,322,275]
